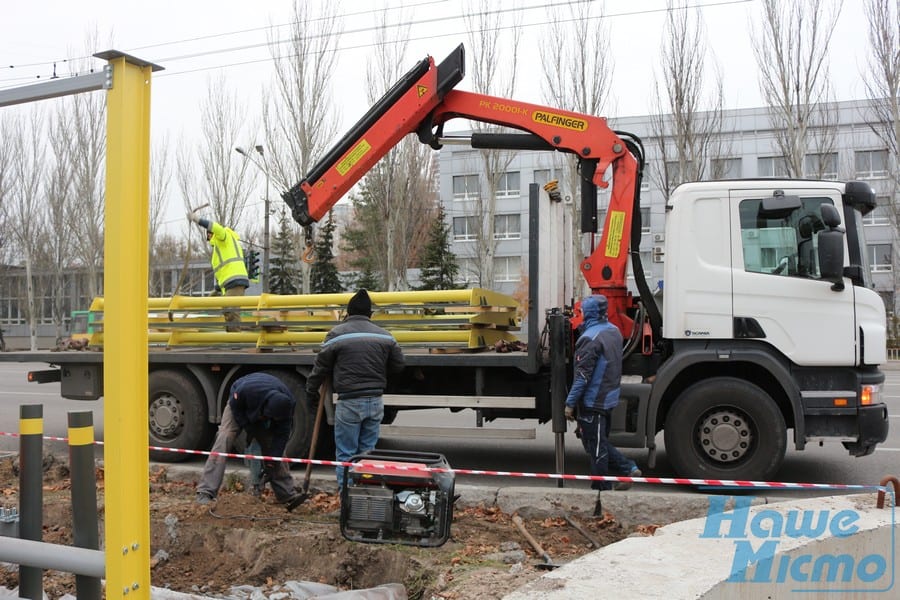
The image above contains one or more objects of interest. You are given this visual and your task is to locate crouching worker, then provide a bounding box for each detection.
[196,372,304,510]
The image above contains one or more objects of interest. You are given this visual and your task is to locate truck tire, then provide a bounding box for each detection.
[259,370,334,460]
[664,377,786,481]
[149,370,213,462]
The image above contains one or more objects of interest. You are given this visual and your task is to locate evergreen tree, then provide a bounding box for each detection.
[268,208,301,295]
[310,211,342,293]
[415,204,460,290]
[340,209,384,291]
[341,264,382,292]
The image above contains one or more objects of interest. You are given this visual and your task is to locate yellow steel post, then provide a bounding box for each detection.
[98,51,160,600]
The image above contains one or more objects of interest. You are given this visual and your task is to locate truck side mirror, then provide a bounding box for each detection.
[817,204,845,290]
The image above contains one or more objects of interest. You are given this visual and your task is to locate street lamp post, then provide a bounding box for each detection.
[235,145,271,293]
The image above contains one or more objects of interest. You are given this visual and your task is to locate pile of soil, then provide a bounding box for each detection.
[0,454,644,599]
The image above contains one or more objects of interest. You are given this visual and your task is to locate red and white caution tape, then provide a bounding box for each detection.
[0,430,887,492]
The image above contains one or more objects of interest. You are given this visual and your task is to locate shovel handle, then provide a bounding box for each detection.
[302,382,329,493]
[512,514,552,563]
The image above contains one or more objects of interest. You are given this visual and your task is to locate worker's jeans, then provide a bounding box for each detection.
[577,411,637,491]
[334,396,384,490]
[198,404,296,501]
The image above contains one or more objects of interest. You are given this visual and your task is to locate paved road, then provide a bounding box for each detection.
[1,362,897,496]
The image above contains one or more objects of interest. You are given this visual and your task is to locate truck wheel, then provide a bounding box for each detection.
[259,370,334,460]
[664,377,786,481]
[148,370,212,462]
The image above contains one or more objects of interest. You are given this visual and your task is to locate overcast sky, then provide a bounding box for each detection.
[1,0,873,228]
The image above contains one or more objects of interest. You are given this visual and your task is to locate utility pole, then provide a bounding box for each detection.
[234,145,271,293]
[255,145,270,293]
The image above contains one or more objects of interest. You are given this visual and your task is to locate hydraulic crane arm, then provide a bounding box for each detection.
[416,88,640,300]
[282,44,654,339]
[282,46,465,226]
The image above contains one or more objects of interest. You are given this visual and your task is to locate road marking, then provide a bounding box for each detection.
[0,390,62,397]
[876,447,900,452]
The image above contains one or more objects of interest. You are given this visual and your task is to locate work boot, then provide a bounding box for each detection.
[593,492,603,517]
[614,467,642,491]
[250,484,263,498]
[284,493,307,512]
[195,492,214,505]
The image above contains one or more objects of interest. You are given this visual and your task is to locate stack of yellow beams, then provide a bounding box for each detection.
[82,288,521,350]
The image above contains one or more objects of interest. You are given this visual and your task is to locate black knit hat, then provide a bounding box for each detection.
[347,289,372,317]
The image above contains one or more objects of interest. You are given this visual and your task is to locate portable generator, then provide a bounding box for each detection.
[339,449,455,547]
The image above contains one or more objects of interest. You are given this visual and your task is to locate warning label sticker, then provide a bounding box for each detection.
[337,139,372,176]
[604,210,625,258]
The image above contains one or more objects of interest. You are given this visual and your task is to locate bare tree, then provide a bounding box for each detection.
[68,85,106,300]
[8,110,47,350]
[43,102,77,338]
[264,0,342,293]
[752,0,843,177]
[863,0,900,315]
[0,114,14,265]
[463,0,521,288]
[149,135,174,296]
[540,0,614,297]
[864,0,900,192]
[344,10,436,290]
[264,0,342,188]
[193,76,258,230]
[649,1,727,198]
[174,78,257,295]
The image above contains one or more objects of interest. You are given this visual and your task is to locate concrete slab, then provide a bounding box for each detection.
[504,493,898,599]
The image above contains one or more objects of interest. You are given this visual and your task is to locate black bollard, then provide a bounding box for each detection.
[68,411,101,599]
[18,404,43,599]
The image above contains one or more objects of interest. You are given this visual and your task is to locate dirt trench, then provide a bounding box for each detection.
[0,454,639,599]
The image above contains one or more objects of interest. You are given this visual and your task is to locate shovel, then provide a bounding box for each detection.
[511,514,563,570]
[563,512,601,549]
[287,382,330,510]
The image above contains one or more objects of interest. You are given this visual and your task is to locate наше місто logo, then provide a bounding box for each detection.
[700,496,894,593]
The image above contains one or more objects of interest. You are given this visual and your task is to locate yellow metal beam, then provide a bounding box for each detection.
[86,287,523,350]
[101,51,158,600]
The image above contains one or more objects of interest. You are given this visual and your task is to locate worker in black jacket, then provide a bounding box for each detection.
[197,372,303,509]
[305,289,406,490]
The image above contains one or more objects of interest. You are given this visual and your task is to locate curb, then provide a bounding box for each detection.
[503,492,896,599]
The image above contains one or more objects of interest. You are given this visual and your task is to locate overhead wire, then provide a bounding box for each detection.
[0,0,752,88]
[1,0,451,74]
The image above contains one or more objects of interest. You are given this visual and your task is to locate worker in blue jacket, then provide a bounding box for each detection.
[565,294,641,516]
[197,372,304,510]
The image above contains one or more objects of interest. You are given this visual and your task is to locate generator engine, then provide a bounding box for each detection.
[339,449,455,547]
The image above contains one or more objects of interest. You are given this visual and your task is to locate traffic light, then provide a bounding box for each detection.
[245,249,260,282]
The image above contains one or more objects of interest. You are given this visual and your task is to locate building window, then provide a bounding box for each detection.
[493,214,521,240]
[855,150,888,179]
[640,207,651,235]
[664,160,694,188]
[494,256,522,282]
[456,257,479,285]
[452,216,479,241]
[803,152,838,179]
[862,196,892,226]
[711,157,742,179]
[496,171,520,198]
[758,156,790,178]
[452,174,480,200]
[533,169,551,187]
[868,244,893,273]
